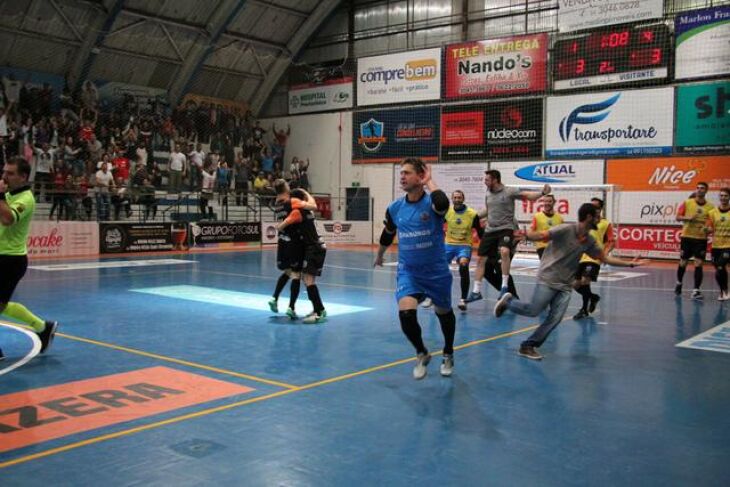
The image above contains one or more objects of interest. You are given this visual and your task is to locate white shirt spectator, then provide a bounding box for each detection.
[2,77,21,103]
[201,170,216,193]
[95,169,114,194]
[136,146,148,167]
[34,147,56,174]
[188,150,205,169]
[169,151,186,172]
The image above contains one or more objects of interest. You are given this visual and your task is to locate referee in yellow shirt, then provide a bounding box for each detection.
[0,156,58,361]
[676,182,714,300]
[530,194,564,260]
[706,187,730,301]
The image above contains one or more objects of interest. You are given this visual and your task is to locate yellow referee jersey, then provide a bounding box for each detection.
[679,198,714,240]
[580,218,614,265]
[530,211,564,250]
[445,206,479,246]
[707,207,730,249]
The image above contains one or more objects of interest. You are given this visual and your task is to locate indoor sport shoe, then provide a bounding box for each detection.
[38,321,58,354]
[440,354,454,377]
[719,292,730,302]
[457,299,467,311]
[413,352,431,380]
[691,289,703,300]
[573,309,589,320]
[303,310,327,324]
[268,298,278,313]
[0,348,4,361]
[674,283,682,296]
[494,292,512,318]
[285,307,298,320]
[465,291,483,303]
[518,345,543,361]
[419,297,433,308]
[588,294,601,314]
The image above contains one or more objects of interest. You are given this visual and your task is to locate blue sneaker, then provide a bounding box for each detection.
[464,291,483,303]
[498,286,509,298]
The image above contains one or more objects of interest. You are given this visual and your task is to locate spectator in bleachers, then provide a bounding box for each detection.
[252,120,266,143]
[138,177,157,220]
[48,170,67,220]
[167,144,186,193]
[80,80,98,121]
[188,142,205,190]
[200,160,216,218]
[94,161,114,220]
[33,142,56,201]
[111,176,132,220]
[233,153,251,206]
[75,174,93,221]
[271,123,290,166]
[216,160,231,206]
[260,146,274,175]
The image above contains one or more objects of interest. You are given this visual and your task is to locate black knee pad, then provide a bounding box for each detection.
[399,309,418,324]
[436,308,455,323]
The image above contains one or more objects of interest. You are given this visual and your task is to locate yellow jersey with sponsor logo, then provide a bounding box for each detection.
[531,211,564,250]
[580,218,614,265]
[707,207,730,249]
[680,198,714,240]
[0,186,36,255]
[445,206,478,246]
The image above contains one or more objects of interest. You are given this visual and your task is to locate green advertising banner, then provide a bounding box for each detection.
[676,81,730,154]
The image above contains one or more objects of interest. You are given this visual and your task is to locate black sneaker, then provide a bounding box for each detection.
[518,345,543,360]
[573,309,589,320]
[588,294,600,314]
[0,347,4,361]
[674,283,682,296]
[38,321,58,354]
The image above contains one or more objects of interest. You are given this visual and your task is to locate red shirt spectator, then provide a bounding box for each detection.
[113,156,130,181]
[79,123,94,142]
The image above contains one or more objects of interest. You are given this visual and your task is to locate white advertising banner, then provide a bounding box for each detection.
[288,78,353,114]
[27,221,99,258]
[315,221,372,245]
[675,6,730,80]
[261,221,278,246]
[546,88,674,158]
[392,163,488,211]
[357,48,441,106]
[617,190,722,226]
[557,0,664,32]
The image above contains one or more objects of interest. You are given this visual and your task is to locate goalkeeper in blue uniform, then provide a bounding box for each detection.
[374,158,456,380]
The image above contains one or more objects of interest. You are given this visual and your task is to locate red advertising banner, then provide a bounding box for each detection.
[441,111,484,147]
[444,33,548,99]
[613,224,710,260]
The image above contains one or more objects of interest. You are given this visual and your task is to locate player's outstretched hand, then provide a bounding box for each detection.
[630,257,649,267]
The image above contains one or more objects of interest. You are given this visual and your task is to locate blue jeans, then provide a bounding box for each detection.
[507,282,572,348]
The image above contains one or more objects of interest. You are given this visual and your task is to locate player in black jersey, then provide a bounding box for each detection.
[269,187,308,319]
[274,180,328,324]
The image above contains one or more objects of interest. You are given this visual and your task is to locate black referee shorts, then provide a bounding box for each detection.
[0,254,28,303]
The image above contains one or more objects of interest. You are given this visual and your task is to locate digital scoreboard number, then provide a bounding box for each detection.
[553,24,670,91]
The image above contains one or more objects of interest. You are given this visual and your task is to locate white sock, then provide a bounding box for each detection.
[501,275,509,288]
[473,281,482,293]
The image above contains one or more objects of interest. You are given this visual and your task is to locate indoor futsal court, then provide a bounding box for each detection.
[1,248,728,485]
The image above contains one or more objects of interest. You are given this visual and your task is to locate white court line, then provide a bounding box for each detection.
[0,321,42,376]
[29,259,196,271]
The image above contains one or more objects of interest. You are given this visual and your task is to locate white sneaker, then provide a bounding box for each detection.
[494,292,513,317]
[420,298,433,308]
[413,352,431,380]
[691,289,703,300]
[719,291,729,301]
[440,354,454,377]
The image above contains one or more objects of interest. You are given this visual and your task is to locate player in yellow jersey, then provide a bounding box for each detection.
[0,157,59,361]
[573,198,614,320]
[443,190,483,311]
[675,182,714,300]
[530,194,564,260]
[705,187,730,301]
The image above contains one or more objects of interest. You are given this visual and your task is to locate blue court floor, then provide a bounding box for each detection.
[0,248,728,486]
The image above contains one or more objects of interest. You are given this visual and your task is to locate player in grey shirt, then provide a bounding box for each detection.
[494,202,646,361]
[467,169,549,302]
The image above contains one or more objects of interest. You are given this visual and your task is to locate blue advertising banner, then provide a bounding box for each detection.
[353,106,440,164]
[676,81,730,153]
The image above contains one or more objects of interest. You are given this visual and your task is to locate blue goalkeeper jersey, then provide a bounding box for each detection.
[387,193,448,272]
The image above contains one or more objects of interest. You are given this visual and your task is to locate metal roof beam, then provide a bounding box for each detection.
[247,0,344,114]
[249,0,310,18]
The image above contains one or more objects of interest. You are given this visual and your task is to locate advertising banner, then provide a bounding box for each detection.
[441,98,543,160]
[288,77,353,114]
[261,221,278,246]
[545,88,674,157]
[96,81,167,105]
[612,225,684,259]
[100,223,184,253]
[315,221,372,244]
[357,48,441,106]
[392,163,488,211]
[353,106,439,164]
[27,222,99,258]
[443,33,547,99]
[613,190,723,226]
[676,82,730,153]
[606,156,730,191]
[557,0,663,32]
[675,6,730,80]
[189,221,261,247]
[495,159,606,224]
[180,93,247,114]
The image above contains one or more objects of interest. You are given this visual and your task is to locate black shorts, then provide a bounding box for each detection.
[302,242,327,276]
[712,248,730,267]
[0,255,28,303]
[276,240,305,272]
[680,237,708,261]
[478,229,515,258]
[576,262,600,282]
[536,247,546,260]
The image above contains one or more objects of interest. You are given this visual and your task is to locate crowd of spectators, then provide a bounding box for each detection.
[0,74,309,221]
